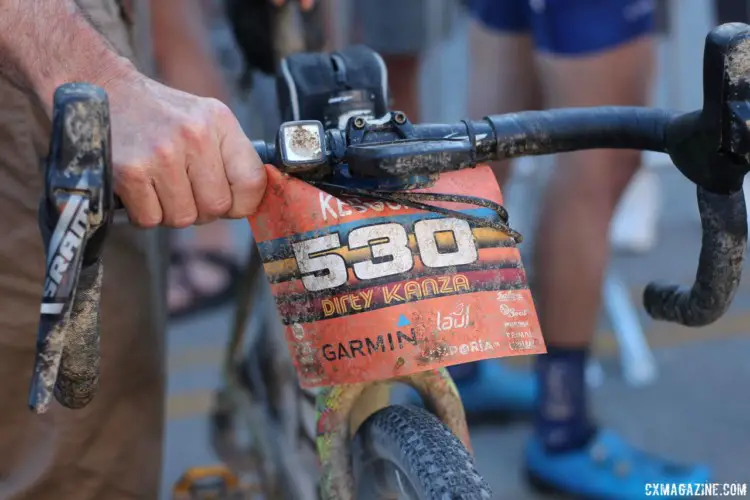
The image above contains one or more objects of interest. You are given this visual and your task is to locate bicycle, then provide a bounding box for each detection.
[29,22,750,500]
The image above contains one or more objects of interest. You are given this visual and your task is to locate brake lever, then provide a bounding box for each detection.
[29,83,114,414]
[667,23,750,194]
[644,23,750,327]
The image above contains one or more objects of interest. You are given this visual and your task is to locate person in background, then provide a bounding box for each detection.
[457,0,710,497]
[157,0,243,320]
[324,0,458,122]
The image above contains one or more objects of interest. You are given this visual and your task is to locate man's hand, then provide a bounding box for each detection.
[0,0,266,229]
[106,67,266,228]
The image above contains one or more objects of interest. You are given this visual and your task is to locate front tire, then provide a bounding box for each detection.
[352,405,491,499]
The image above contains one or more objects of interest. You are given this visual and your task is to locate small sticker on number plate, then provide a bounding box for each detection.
[249,165,546,387]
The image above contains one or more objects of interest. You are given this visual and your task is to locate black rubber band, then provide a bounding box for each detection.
[461,119,478,166]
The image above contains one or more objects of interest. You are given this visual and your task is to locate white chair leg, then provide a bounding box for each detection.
[586,358,605,388]
[603,272,658,386]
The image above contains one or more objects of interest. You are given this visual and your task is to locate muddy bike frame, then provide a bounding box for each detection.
[29,22,750,499]
[213,238,472,498]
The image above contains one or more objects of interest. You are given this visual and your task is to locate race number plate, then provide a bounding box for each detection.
[249,165,546,387]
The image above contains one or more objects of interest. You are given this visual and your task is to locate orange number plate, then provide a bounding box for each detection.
[249,165,546,387]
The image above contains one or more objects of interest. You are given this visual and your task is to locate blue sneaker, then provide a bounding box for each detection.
[405,360,536,422]
[454,360,536,420]
[525,429,712,499]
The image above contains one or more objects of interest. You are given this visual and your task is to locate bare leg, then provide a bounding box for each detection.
[522,39,655,470]
[168,223,240,317]
[522,34,713,499]
[467,19,541,187]
[533,37,654,348]
[443,18,543,418]
[382,54,421,122]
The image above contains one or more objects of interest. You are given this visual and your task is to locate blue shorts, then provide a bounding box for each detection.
[467,0,655,55]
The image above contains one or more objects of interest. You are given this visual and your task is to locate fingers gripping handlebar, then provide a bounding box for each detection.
[30,23,750,413]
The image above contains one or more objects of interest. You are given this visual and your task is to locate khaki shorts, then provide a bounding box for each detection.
[0,1,164,499]
[350,0,458,55]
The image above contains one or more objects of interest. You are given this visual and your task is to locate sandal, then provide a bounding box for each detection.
[168,250,241,320]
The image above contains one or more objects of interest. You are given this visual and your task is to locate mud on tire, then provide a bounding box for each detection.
[352,405,492,500]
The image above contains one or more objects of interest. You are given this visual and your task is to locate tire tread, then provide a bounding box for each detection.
[353,404,492,500]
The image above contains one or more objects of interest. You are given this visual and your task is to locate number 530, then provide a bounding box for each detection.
[292,218,478,292]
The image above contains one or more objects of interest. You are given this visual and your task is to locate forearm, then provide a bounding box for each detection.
[151,0,230,103]
[0,0,137,113]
